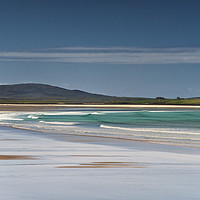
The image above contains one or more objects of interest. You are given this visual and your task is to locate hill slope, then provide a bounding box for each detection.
[2,83,199,105]
[0,83,117,103]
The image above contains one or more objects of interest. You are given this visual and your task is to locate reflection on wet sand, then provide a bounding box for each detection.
[0,155,34,160]
[68,155,129,157]
[57,161,146,168]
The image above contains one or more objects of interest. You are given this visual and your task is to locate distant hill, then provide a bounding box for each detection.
[1,83,199,105]
[0,83,116,103]
[0,83,147,103]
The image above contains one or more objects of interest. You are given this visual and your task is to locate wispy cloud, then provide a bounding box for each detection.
[1,47,200,64]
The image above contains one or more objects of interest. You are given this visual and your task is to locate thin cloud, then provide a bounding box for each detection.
[1,47,200,64]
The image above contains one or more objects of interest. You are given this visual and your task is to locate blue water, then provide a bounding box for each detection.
[1,108,200,146]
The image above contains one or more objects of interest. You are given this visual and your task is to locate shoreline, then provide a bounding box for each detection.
[1,104,200,149]
[1,103,200,108]
[1,110,200,153]
[2,124,200,151]
[1,125,199,159]
[0,103,200,111]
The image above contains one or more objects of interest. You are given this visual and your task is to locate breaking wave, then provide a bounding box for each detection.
[1,108,200,146]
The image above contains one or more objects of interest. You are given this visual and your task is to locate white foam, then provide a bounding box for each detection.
[93,111,138,114]
[27,115,39,119]
[40,111,91,116]
[0,113,24,121]
[91,112,103,115]
[99,125,200,141]
[26,110,152,116]
[39,121,78,126]
[28,110,136,117]
[100,124,200,136]
[147,111,182,113]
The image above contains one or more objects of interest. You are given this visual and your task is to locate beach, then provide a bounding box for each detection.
[1,127,200,200]
[2,0,200,199]
[1,103,200,110]
[0,105,200,199]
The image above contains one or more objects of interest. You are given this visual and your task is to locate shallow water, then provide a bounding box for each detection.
[1,108,200,146]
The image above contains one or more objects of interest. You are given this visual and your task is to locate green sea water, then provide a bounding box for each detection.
[1,108,200,146]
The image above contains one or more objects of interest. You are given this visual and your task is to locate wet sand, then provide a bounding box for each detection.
[0,155,34,160]
[0,126,200,200]
[57,161,145,168]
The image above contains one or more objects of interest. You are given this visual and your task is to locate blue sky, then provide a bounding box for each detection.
[1,0,200,98]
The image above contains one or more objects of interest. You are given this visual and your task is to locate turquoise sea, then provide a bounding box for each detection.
[1,108,200,147]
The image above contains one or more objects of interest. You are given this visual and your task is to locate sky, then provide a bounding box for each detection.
[1,0,200,98]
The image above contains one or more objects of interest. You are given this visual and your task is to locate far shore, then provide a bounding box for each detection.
[1,103,200,111]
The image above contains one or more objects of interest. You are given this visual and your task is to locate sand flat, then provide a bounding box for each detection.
[0,126,200,200]
[57,161,145,168]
